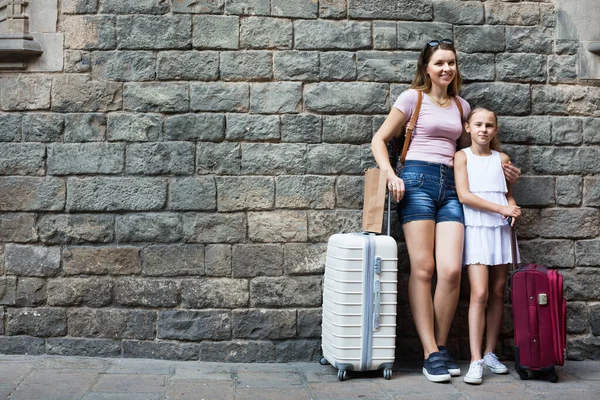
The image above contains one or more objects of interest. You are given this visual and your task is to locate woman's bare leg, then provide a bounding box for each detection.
[467,264,489,361]
[484,264,509,354]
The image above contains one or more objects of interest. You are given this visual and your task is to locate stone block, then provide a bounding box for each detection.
[142,244,205,276]
[248,211,308,243]
[357,51,416,82]
[164,114,223,142]
[197,142,241,175]
[506,27,552,54]
[304,82,388,113]
[348,0,432,20]
[122,340,200,361]
[158,310,231,340]
[563,268,600,301]
[250,276,322,307]
[566,336,600,361]
[281,114,321,143]
[584,118,600,144]
[0,276,15,305]
[511,176,555,207]
[276,175,335,209]
[193,15,239,49]
[241,143,307,175]
[320,52,356,81]
[272,0,317,18]
[533,86,600,117]
[233,309,296,339]
[232,244,283,278]
[173,0,225,13]
[0,75,51,111]
[297,308,322,338]
[555,40,579,56]
[274,51,319,81]
[100,0,169,14]
[62,0,99,14]
[458,52,495,82]
[518,240,574,268]
[372,21,396,50]
[575,239,600,267]
[63,246,141,275]
[323,115,372,144]
[125,142,195,175]
[307,144,364,174]
[116,213,183,243]
[566,302,589,334]
[22,113,64,142]
[64,50,91,73]
[0,177,65,211]
[107,113,161,142]
[117,15,191,49]
[68,308,156,339]
[462,82,531,115]
[67,177,166,211]
[200,340,275,362]
[47,143,124,175]
[5,244,60,277]
[557,176,582,207]
[433,0,483,24]
[61,15,116,50]
[225,0,270,15]
[584,176,600,207]
[240,17,292,49]
[531,147,600,175]
[157,50,218,81]
[225,114,280,141]
[64,113,106,142]
[284,243,327,275]
[46,277,113,307]
[276,339,321,362]
[455,25,505,53]
[0,112,21,141]
[216,176,274,211]
[0,336,45,355]
[123,83,188,113]
[6,308,67,337]
[181,278,249,308]
[168,177,216,211]
[319,0,346,18]
[590,304,600,336]
[540,2,556,28]
[183,212,247,243]
[0,144,45,176]
[0,213,37,243]
[250,82,302,113]
[190,82,249,112]
[497,116,552,144]
[552,117,583,145]
[205,244,232,277]
[539,208,599,239]
[221,51,273,81]
[1,277,46,307]
[51,75,122,112]
[91,51,156,81]
[295,19,370,50]
[485,2,538,25]
[496,53,547,83]
[336,175,364,209]
[397,22,454,50]
[549,55,578,83]
[46,338,121,358]
[39,214,114,244]
[308,210,362,241]
[114,278,179,307]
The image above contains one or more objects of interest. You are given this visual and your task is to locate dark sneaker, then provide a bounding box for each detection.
[438,346,461,376]
[422,352,451,382]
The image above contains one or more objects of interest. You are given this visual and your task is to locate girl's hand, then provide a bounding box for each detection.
[387,175,405,202]
[500,205,521,220]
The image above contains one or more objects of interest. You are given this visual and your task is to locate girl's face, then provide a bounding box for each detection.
[426,49,456,89]
[466,110,498,146]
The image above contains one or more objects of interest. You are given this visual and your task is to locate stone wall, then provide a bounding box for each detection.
[0,0,599,362]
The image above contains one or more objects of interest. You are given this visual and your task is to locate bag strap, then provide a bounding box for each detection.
[454,96,464,122]
[400,90,423,164]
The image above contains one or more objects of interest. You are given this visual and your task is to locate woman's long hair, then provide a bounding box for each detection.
[410,41,463,97]
[464,107,502,151]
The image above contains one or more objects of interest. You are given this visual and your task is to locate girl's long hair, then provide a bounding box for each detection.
[464,107,502,151]
[410,41,463,97]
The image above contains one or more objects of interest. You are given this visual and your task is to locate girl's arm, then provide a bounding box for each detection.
[454,151,521,218]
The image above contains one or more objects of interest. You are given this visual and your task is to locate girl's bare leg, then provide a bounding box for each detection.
[467,264,489,361]
[484,264,509,354]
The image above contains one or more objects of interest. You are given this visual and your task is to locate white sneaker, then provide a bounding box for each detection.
[464,359,483,385]
[483,352,508,374]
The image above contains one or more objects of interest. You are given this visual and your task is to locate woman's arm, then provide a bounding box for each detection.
[502,161,521,185]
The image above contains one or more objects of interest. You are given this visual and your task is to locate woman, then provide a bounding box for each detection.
[370,39,520,383]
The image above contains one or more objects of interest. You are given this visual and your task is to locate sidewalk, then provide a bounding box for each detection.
[0,355,599,399]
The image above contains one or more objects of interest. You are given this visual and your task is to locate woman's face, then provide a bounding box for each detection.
[426,49,457,89]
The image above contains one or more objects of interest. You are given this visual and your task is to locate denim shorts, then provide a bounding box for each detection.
[396,160,465,225]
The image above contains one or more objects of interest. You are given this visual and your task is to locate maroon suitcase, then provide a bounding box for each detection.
[509,220,566,383]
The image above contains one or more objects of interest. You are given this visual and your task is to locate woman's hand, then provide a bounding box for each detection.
[502,162,521,185]
[387,175,405,202]
[500,205,521,224]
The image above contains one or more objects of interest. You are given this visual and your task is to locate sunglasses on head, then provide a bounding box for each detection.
[427,39,454,47]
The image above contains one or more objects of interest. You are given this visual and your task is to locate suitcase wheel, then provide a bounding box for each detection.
[319,357,329,366]
[337,369,347,381]
[383,368,392,380]
[516,368,529,381]
[549,373,558,383]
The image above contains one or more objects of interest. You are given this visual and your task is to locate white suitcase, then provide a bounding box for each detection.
[320,198,398,381]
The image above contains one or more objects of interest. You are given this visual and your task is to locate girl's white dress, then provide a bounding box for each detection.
[462,148,520,266]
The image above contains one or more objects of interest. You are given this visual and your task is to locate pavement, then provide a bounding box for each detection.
[0,355,599,399]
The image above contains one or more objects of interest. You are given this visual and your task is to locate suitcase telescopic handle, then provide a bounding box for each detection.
[507,217,518,270]
[386,189,391,236]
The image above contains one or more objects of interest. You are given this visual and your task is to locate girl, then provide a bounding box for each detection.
[454,108,521,385]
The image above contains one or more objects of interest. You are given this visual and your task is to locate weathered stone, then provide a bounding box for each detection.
[308,210,362,241]
[221,51,273,81]
[0,177,65,211]
[506,27,552,54]
[197,142,241,175]
[64,50,91,73]
[307,144,364,174]
[241,143,307,175]
[248,211,308,243]
[274,51,319,81]
[348,0,432,20]
[336,175,364,209]
[172,0,225,13]
[122,340,200,361]
[276,175,335,209]
[200,340,275,362]
[357,51,416,82]
[323,115,372,144]
[193,15,239,49]
[458,52,495,82]
[462,83,531,115]
[21,113,64,142]
[552,117,583,145]
[5,244,60,277]
[68,308,156,339]
[566,302,589,334]
[143,244,205,276]
[0,113,21,141]
[530,147,600,175]
[39,214,114,244]
[62,0,99,14]
[216,176,274,211]
[433,0,483,24]
[511,176,555,207]
[320,52,356,81]
[225,114,280,141]
[225,0,270,15]
[181,278,249,308]
[126,142,195,175]
[555,40,579,56]
[183,213,247,243]
[583,118,600,144]
[91,51,156,81]
[48,143,124,175]
[116,213,183,242]
[584,176,600,207]
[485,2,538,25]
[276,339,321,362]
[46,338,121,358]
[67,177,166,211]
[533,86,600,117]
[157,51,218,81]
[4,278,45,307]
[590,304,600,336]
[497,116,552,144]
[557,176,582,207]
[100,0,169,14]
[205,244,232,277]
[496,53,546,83]
[64,113,106,142]
[563,268,600,301]
[538,208,599,239]
[46,278,113,307]
[281,114,321,143]
[397,22,453,50]
[61,15,116,50]
[168,177,216,211]
[549,55,578,83]
[0,336,45,355]
[319,0,347,18]
[117,15,191,49]
[297,308,322,337]
[6,308,67,337]
[284,243,327,275]
[0,144,45,176]
[455,25,505,53]
[232,244,283,278]
[233,309,296,339]
[0,277,15,305]
[158,310,231,340]
[305,82,388,113]
[107,113,161,142]
[272,0,317,18]
[240,17,292,49]
[250,82,302,113]
[0,214,36,243]
[566,336,600,361]
[0,75,51,111]
[164,114,223,142]
[63,246,141,275]
[123,82,188,113]
[52,75,122,112]
[295,20,370,50]
[114,278,179,307]
[190,82,249,112]
[250,276,322,307]
[518,240,574,268]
